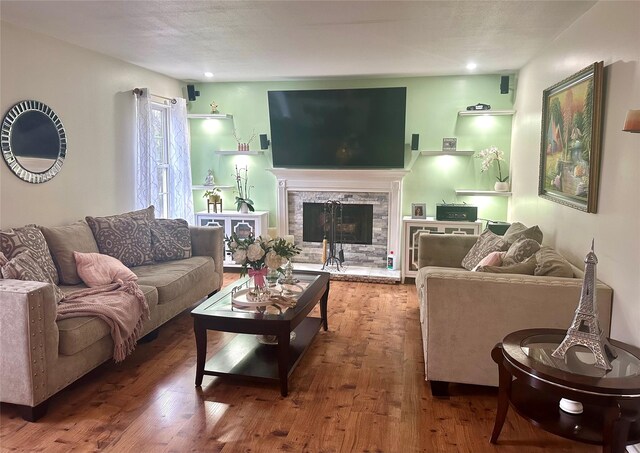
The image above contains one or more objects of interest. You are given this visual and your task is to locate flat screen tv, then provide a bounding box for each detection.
[268,87,406,168]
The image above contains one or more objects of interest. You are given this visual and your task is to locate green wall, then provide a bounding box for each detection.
[189,75,514,226]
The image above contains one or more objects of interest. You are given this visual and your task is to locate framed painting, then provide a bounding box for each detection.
[539,61,604,213]
[411,203,426,219]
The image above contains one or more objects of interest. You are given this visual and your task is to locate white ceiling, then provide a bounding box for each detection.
[0,0,597,82]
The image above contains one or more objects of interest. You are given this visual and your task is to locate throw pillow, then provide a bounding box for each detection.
[74,251,138,287]
[1,225,59,284]
[534,246,574,278]
[472,251,505,271]
[461,229,508,271]
[1,250,64,302]
[85,215,153,268]
[150,219,192,262]
[40,220,100,285]
[477,255,537,275]
[502,222,543,247]
[502,237,541,267]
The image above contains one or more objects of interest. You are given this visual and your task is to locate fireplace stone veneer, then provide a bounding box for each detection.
[268,169,408,268]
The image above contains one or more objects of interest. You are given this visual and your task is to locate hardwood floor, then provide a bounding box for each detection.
[0,274,600,453]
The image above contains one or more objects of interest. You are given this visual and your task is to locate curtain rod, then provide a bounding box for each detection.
[132,88,177,104]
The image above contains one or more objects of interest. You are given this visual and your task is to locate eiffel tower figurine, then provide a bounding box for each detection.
[552,240,617,370]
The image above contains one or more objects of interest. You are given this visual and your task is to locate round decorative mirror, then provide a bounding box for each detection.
[1,100,67,183]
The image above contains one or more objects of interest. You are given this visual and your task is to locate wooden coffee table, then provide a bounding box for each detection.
[491,328,640,453]
[191,271,329,396]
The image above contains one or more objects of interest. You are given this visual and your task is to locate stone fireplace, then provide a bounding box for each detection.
[268,169,408,268]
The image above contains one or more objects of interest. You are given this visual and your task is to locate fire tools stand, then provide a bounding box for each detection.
[322,200,345,271]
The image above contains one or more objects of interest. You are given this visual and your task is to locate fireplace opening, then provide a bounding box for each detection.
[302,202,373,245]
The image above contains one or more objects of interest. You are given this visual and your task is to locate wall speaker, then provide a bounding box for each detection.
[260,134,270,149]
[500,76,509,94]
[411,134,420,151]
[187,84,200,101]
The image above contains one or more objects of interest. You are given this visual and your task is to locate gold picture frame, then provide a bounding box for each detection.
[538,61,604,213]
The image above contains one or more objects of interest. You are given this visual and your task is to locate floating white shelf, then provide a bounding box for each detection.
[214,150,264,155]
[455,190,512,197]
[192,185,233,191]
[419,150,475,156]
[187,113,234,120]
[458,109,516,117]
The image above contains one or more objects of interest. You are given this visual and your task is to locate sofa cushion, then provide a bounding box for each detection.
[57,284,158,356]
[1,225,59,284]
[502,222,543,247]
[1,251,64,302]
[150,219,192,262]
[74,251,138,287]
[477,255,538,275]
[132,256,214,304]
[472,251,504,271]
[534,246,574,278]
[86,215,153,268]
[502,237,541,266]
[461,229,507,271]
[40,220,100,285]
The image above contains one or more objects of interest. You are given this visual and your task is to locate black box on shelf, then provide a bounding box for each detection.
[436,204,478,222]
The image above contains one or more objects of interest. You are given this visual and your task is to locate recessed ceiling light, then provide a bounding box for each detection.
[466,62,477,70]
[204,72,214,78]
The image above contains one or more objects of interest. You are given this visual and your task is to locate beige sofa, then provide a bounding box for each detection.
[414,233,613,396]
[0,222,224,421]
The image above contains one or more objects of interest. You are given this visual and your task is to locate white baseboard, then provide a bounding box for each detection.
[628,443,640,453]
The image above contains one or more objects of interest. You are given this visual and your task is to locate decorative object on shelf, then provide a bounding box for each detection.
[476,145,509,191]
[442,138,457,152]
[232,129,258,152]
[623,109,640,133]
[1,100,67,184]
[466,103,491,111]
[552,240,617,370]
[436,202,478,222]
[411,203,426,219]
[204,169,215,186]
[209,101,219,114]
[539,61,604,213]
[233,164,254,212]
[203,188,222,213]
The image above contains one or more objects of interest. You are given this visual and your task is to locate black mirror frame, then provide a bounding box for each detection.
[1,100,67,184]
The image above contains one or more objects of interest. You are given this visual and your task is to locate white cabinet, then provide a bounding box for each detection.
[402,216,482,282]
[195,210,269,263]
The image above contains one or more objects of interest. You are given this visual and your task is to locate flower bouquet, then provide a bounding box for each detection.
[225,233,301,301]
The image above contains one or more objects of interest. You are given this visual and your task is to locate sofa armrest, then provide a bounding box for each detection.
[189,226,224,279]
[0,279,60,407]
[417,233,477,269]
[417,268,613,387]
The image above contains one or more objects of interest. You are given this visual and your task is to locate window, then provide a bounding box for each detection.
[150,103,170,218]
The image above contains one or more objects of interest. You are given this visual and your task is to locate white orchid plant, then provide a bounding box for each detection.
[476,146,509,182]
[225,233,301,277]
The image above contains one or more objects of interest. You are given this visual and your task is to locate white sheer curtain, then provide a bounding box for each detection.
[167,98,194,222]
[134,89,162,212]
[134,89,194,223]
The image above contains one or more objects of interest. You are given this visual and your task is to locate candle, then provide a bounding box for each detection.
[321,239,327,263]
[284,234,295,245]
[267,227,278,239]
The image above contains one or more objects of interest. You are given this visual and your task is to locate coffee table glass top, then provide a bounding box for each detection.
[196,273,321,318]
[521,333,640,379]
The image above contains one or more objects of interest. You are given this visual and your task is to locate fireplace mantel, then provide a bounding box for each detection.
[267,168,408,258]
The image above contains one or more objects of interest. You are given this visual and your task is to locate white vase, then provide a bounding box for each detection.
[239,202,249,213]
[494,181,510,192]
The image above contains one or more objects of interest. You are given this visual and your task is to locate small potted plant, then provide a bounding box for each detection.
[203,188,221,203]
[233,165,254,212]
[476,146,509,191]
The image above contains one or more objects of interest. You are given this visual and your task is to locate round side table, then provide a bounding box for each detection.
[491,328,640,453]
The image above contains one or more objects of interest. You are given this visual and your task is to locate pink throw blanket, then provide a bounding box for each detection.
[57,280,150,362]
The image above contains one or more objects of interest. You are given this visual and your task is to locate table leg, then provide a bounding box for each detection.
[278,330,291,396]
[194,320,207,387]
[320,282,329,331]
[603,404,635,453]
[490,344,512,444]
